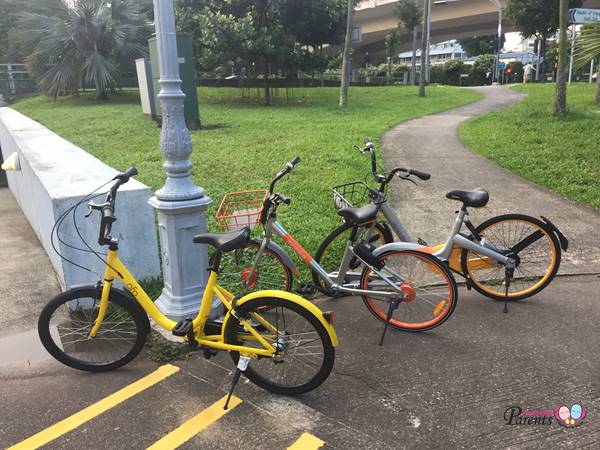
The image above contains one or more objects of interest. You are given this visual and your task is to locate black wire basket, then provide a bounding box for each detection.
[331,181,373,210]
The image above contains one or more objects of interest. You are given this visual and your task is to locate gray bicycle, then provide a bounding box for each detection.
[314,140,568,314]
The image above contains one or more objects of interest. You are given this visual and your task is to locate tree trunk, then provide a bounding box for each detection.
[339,0,354,108]
[387,57,392,85]
[554,0,568,116]
[264,61,271,106]
[411,26,418,85]
[596,70,600,103]
[418,0,430,97]
[540,35,548,83]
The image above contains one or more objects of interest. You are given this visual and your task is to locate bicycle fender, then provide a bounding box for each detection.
[540,216,569,251]
[372,242,423,258]
[257,239,300,276]
[65,283,151,335]
[224,290,338,347]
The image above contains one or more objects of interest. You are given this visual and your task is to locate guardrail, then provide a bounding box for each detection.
[0,107,161,289]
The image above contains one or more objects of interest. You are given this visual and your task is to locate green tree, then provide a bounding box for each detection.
[470,54,496,85]
[0,0,37,62]
[396,0,422,85]
[458,34,505,57]
[554,0,568,115]
[175,0,345,105]
[384,29,400,84]
[505,0,582,81]
[575,23,600,103]
[17,0,149,100]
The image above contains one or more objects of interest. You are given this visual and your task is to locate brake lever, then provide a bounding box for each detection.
[397,174,418,186]
[85,201,107,218]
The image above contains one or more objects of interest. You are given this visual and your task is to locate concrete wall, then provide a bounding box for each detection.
[0,107,161,289]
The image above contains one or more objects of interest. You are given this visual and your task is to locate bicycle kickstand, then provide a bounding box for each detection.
[224,356,250,410]
[503,268,514,314]
[379,299,401,346]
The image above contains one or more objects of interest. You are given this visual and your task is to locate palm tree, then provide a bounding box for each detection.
[396,0,423,85]
[18,0,149,100]
[576,22,600,103]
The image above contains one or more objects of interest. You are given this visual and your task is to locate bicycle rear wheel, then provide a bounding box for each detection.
[360,250,458,332]
[38,287,148,372]
[224,297,335,395]
[461,214,561,301]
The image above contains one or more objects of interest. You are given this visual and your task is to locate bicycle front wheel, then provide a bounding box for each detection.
[217,240,293,298]
[38,287,148,372]
[461,214,561,301]
[224,297,335,395]
[312,221,392,292]
[360,250,458,332]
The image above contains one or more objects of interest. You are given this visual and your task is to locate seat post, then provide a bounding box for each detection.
[209,251,223,273]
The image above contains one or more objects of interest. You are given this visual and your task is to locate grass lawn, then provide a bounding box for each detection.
[13,85,481,282]
[460,83,600,210]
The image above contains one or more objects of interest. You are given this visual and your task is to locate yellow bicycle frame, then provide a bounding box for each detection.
[89,248,337,357]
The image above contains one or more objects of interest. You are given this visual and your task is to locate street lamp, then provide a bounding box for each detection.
[149,0,214,321]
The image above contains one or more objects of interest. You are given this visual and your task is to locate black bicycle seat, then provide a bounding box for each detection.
[337,204,378,224]
[445,188,489,208]
[193,227,250,252]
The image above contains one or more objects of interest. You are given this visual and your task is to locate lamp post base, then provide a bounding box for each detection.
[149,195,219,321]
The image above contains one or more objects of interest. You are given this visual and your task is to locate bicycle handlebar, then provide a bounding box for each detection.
[269,156,301,193]
[89,167,137,246]
[356,139,430,186]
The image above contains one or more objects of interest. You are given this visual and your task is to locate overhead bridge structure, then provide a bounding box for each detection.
[352,0,600,64]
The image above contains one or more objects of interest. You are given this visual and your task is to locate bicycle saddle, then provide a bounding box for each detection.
[337,203,379,224]
[445,188,489,208]
[193,227,250,252]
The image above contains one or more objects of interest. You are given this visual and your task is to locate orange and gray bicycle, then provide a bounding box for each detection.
[217,157,459,339]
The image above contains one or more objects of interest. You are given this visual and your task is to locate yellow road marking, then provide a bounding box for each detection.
[287,433,325,450]
[146,394,242,450]
[7,364,180,450]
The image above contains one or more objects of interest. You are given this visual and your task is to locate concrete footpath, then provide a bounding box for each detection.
[0,188,61,339]
[381,85,600,274]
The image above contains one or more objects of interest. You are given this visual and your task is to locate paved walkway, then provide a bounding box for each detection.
[381,85,600,275]
[0,188,61,339]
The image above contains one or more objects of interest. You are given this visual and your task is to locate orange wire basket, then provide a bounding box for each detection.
[215,189,267,231]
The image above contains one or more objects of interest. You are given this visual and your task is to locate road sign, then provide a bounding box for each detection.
[569,8,600,24]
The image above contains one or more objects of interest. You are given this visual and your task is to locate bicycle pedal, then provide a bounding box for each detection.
[172,318,193,337]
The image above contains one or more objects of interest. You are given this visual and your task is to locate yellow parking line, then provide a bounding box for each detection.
[7,364,180,450]
[287,433,325,450]
[146,394,242,450]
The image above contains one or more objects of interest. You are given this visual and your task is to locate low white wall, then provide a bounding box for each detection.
[0,107,161,289]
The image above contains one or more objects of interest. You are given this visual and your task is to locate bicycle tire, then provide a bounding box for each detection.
[38,287,148,372]
[360,250,458,332]
[217,239,294,297]
[224,297,335,395]
[461,213,561,301]
[312,221,393,293]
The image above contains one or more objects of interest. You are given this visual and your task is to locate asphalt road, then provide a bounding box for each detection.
[2,275,599,449]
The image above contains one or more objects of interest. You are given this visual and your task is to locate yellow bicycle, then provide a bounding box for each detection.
[38,168,337,398]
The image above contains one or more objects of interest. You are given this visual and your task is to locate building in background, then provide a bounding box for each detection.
[398,40,466,66]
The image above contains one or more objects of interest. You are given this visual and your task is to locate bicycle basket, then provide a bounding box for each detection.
[216,189,267,231]
[331,181,372,210]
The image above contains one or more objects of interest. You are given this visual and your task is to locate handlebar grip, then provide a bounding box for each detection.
[114,167,138,182]
[409,169,431,181]
[290,156,301,167]
[123,167,138,179]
